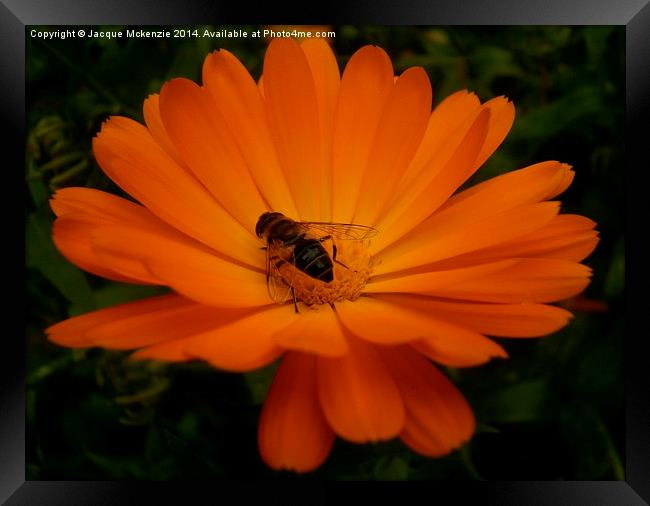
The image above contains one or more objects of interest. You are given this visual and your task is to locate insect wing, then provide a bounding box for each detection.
[298,222,378,241]
[265,242,296,304]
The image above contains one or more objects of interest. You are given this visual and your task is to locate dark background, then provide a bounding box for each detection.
[25,25,624,480]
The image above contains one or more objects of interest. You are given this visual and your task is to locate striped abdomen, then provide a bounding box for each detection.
[292,238,334,283]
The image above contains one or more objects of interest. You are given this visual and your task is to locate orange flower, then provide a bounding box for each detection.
[46,38,599,473]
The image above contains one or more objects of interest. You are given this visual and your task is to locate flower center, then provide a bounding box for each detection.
[288,239,375,306]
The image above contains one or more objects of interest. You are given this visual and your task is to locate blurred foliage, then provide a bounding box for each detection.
[26,25,624,480]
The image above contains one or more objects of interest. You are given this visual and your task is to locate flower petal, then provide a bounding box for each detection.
[51,186,168,228]
[411,334,507,367]
[142,94,184,165]
[473,95,515,169]
[258,352,335,472]
[375,293,573,338]
[422,258,592,303]
[317,336,405,442]
[53,216,156,284]
[46,294,191,347]
[202,49,298,217]
[272,305,349,357]
[90,225,270,308]
[337,296,464,344]
[159,78,268,231]
[379,346,475,457]
[300,39,340,220]
[438,161,574,216]
[128,339,196,362]
[263,37,325,220]
[397,90,482,190]
[130,306,288,368]
[331,45,393,222]
[92,116,261,268]
[369,108,489,253]
[180,305,290,371]
[436,214,599,267]
[50,187,182,284]
[365,259,517,294]
[374,97,514,252]
[382,161,573,270]
[338,294,507,367]
[85,301,247,350]
[352,66,432,226]
[368,256,591,304]
[374,202,560,276]
[54,208,220,291]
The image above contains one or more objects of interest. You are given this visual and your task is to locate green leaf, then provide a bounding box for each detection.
[84,450,145,479]
[583,27,616,67]
[26,174,49,208]
[373,456,409,481]
[94,283,168,309]
[162,429,222,476]
[244,361,279,405]
[604,237,625,299]
[472,46,523,86]
[475,422,501,434]
[25,212,95,313]
[27,351,76,385]
[165,38,214,82]
[510,86,603,141]
[176,412,201,440]
[478,380,548,423]
[114,377,170,405]
[560,404,624,480]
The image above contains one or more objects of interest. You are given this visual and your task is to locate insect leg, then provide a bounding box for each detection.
[318,235,351,270]
[331,242,351,270]
[268,252,286,273]
[291,287,299,313]
[266,251,271,284]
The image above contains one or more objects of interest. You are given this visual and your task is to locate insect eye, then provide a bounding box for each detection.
[255,212,274,237]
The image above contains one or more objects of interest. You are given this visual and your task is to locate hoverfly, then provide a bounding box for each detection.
[255,212,378,312]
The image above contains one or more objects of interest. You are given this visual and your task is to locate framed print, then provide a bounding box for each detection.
[7,0,649,503]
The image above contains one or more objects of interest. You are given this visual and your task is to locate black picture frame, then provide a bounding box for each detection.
[8,0,649,503]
